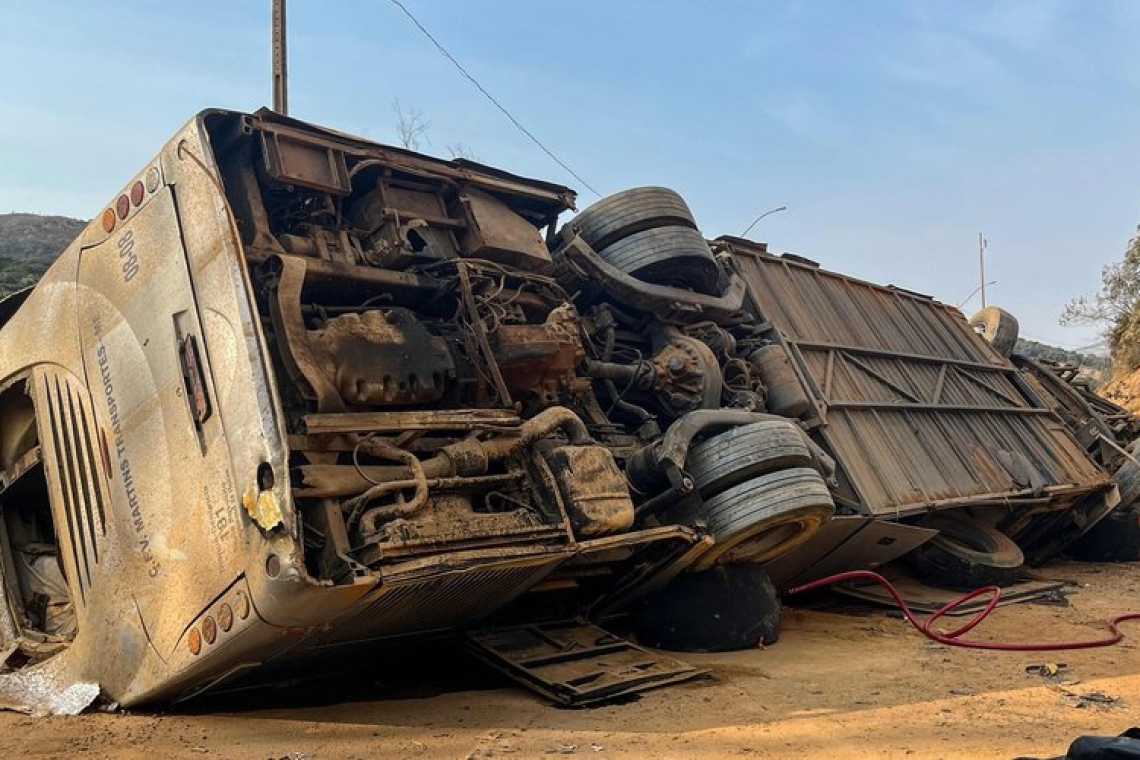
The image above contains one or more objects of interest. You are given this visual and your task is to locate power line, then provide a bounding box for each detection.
[1020,332,1108,353]
[388,0,602,198]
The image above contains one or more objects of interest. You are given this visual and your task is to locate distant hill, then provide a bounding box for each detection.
[0,213,86,298]
[1013,337,1112,374]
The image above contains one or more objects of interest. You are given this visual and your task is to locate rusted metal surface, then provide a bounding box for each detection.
[1014,355,1140,469]
[723,239,1110,519]
[0,104,1116,714]
[465,621,705,706]
[0,109,763,711]
[294,552,568,650]
[554,234,748,321]
[762,516,937,591]
[302,409,521,435]
[249,109,577,213]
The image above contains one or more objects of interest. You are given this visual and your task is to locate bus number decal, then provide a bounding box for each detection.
[116,230,140,282]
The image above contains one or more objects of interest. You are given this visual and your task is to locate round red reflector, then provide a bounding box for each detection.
[101,208,116,233]
[202,615,217,645]
[116,194,130,220]
[130,180,145,207]
[218,603,234,632]
[235,591,250,620]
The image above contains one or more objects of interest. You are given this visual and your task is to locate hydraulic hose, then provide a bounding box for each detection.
[789,569,1140,652]
[347,407,591,532]
[346,441,430,529]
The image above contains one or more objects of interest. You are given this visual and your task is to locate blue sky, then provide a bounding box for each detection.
[1,1,1137,350]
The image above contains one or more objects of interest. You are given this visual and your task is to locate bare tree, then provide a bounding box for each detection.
[392,98,431,151]
[446,142,479,161]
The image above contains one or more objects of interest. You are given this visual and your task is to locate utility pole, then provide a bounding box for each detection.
[978,233,987,309]
[272,0,288,114]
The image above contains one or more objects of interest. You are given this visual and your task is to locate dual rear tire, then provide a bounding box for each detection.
[640,420,834,652]
[560,187,721,295]
[669,419,835,570]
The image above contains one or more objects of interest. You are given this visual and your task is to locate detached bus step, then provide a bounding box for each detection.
[464,621,705,706]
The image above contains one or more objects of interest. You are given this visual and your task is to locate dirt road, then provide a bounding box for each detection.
[7,560,1140,759]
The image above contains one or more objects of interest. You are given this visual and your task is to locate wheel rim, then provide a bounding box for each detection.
[720,521,806,564]
[695,510,828,571]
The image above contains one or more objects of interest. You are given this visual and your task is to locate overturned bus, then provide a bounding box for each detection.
[0,109,846,712]
[0,108,1121,714]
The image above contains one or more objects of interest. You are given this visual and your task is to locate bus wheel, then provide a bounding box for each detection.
[1067,507,1140,562]
[635,563,780,652]
[969,306,1019,357]
[686,419,815,497]
[906,512,1024,589]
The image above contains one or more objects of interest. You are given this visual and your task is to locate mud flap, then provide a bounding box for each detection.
[464,621,705,706]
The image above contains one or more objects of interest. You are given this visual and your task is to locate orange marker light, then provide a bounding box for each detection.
[101,208,116,233]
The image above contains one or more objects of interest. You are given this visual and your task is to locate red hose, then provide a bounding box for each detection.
[788,569,1140,651]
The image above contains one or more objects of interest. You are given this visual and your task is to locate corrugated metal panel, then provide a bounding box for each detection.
[728,245,1109,518]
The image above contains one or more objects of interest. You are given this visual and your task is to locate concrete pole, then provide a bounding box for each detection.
[272,0,288,114]
[979,233,987,309]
